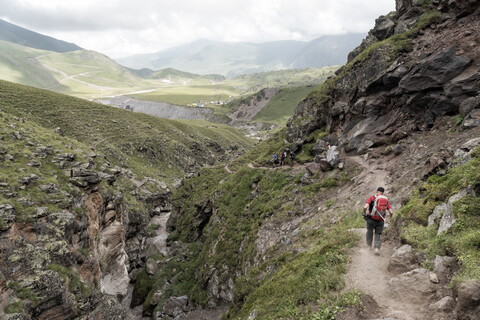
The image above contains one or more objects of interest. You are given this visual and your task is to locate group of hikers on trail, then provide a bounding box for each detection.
[272,149,295,167]
[272,148,393,255]
[363,187,394,255]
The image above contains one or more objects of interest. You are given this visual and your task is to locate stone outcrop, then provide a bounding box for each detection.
[388,244,418,275]
[227,88,279,125]
[286,0,480,154]
[455,280,480,319]
[0,113,176,319]
[427,188,474,235]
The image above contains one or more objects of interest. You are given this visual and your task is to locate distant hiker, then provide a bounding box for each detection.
[280,149,287,166]
[363,187,394,255]
[272,152,279,167]
[289,151,296,167]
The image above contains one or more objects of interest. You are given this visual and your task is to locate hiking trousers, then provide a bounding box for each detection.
[366,218,384,249]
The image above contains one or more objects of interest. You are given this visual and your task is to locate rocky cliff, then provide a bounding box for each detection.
[287,0,480,154]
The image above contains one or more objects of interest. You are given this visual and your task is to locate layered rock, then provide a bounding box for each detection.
[0,114,173,319]
[287,0,480,154]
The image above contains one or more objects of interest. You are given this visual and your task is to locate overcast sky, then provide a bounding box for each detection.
[0,0,396,58]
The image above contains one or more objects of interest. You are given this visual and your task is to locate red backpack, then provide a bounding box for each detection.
[370,195,389,220]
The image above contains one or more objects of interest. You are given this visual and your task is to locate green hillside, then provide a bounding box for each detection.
[252,85,322,125]
[35,50,144,95]
[151,68,225,82]
[0,37,338,127]
[0,80,254,184]
[0,40,62,89]
[130,67,336,111]
[229,67,338,92]
[0,18,82,53]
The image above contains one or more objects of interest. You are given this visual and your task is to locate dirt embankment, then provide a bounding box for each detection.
[227,88,278,125]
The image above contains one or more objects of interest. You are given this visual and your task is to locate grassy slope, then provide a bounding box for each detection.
[0,80,253,184]
[398,147,480,286]
[0,108,157,315]
[0,108,144,231]
[141,130,362,319]
[0,40,63,89]
[0,41,338,127]
[130,85,239,106]
[252,85,322,125]
[229,67,338,93]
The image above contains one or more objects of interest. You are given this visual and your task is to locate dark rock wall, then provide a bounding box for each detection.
[287,0,480,154]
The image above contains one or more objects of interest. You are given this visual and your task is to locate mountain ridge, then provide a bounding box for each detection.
[0,18,82,53]
[115,34,366,77]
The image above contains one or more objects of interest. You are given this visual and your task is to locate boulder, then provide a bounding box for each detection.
[462,109,480,129]
[461,137,480,151]
[421,156,447,179]
[305,163,320,175]
[451,137,480,167]
[428,203,447,227]
[326,146,340,167]
[248,309,258,320]
[455,280,480,319]
[312,139,329,156]
[436,189,472,235]
[163,296,188,316]
[39,183,59,194]
[396,0,414,15]
[70,169,101,187]
[429,296,455,312]
[389,268,438,302]
[437,206,455,235]
[433,255,456,284]
[459,96,480,118]
[0,204,15,229]
[315,157,332,171]
[392,144,405,156]
[388,245,417,275]
[372,14,397,41]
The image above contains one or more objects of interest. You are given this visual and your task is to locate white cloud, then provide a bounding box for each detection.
[0,0,396,58]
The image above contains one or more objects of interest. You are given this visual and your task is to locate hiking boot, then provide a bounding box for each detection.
[374,248,380,255]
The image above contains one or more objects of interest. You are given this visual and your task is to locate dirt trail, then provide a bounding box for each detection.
[345,229,429,320]
[343,156,432,320]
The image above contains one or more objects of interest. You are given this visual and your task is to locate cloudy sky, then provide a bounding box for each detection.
[0,0,396,58]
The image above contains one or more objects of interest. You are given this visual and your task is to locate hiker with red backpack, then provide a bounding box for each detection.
[363,187,394,255]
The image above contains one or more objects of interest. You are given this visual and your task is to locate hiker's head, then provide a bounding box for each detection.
[377,187,385,194]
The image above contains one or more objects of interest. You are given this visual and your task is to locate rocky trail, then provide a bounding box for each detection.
[342,154,438,320]
[345,229,432,320]
[341,157,429,320]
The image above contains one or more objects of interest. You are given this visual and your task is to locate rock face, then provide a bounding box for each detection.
[427,188,474,235]
[286,0,480,154]
[227,88,279,125]
[455,280,480,319]
[0,113,173,319]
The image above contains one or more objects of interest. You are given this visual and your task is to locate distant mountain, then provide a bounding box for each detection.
[150,67,225,81]
[0,19,82,53]
[288,34,370,68]
[116,34,366,77]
